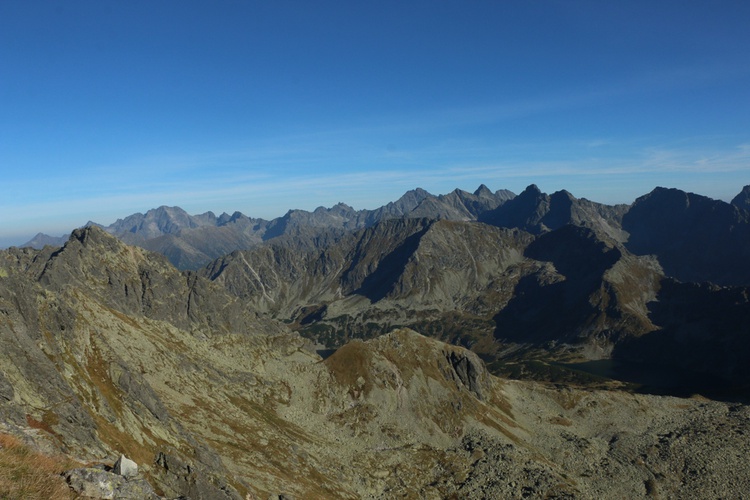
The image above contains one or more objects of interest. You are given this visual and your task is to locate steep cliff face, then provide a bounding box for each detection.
[202,218,436,315]
[493,224,660,349]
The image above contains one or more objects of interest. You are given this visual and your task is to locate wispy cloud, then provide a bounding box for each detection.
[8,136,749,200]
[3,57,748,244]
[2,139,747,246]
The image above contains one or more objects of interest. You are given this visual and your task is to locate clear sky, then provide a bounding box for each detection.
[2,1,749,247]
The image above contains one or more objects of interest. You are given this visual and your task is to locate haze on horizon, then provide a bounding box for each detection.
[2,1,749,248]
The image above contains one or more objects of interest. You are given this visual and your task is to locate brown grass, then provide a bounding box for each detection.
[25,413,59,439]
[0,433,75,499]
[324,341,374,396]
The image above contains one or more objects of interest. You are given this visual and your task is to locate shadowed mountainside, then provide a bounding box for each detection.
[478,184,628,241]
[731,184,750,211]
[623,187,750,286]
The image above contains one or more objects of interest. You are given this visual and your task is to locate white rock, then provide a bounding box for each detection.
[114,454,138,479]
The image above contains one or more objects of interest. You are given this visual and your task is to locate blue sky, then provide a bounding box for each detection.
[2,1,749,246]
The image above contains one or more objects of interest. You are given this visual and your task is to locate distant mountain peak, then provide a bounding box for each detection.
[380,188,433,216]
[473,184,493,197]
[19,232,69,250]
[552,188,574,198]
[527,183,541,191]
[550,189,576,205]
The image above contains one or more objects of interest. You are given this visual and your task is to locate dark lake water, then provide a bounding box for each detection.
[563,359,737,399]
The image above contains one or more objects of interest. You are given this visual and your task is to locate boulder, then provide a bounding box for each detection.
[64,467,160,499]
[114,454,139,478]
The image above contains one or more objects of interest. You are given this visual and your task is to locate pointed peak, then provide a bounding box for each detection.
[68,225,122,248]
[551,189,576,201]
[494,188,516,200]
[397,187,432,202]
[450,187,472,197]
[312,203,354,215]
[473,184,493,197]
[382,188,433,215]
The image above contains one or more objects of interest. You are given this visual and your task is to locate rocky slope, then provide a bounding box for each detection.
[2,228,750,498]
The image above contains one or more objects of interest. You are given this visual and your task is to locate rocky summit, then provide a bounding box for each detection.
[3,184,750,498]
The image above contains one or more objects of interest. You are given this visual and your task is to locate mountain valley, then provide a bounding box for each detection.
[3,183,750,498]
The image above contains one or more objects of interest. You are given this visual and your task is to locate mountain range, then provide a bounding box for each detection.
[18,183,750,391]
[2,183,750,498]
[22,185,514,269]
[23,183,750,283]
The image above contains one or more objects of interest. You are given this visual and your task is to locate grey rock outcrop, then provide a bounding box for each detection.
[0,371,13,402]
[64,467,160,499]
[152,451,244,500]
[443,349,490,400]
